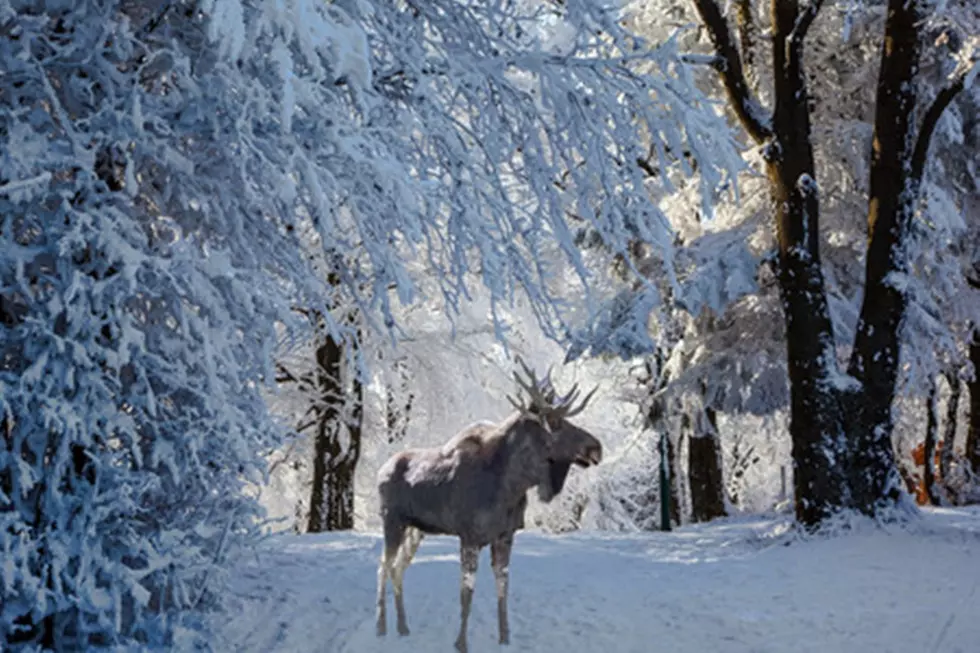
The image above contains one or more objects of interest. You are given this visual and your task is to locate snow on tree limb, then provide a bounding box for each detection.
[214,0,744,348]
[690,0,773,143]
[911,56,977,185]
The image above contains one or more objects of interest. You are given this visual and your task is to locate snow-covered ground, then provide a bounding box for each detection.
[214,508,980,653]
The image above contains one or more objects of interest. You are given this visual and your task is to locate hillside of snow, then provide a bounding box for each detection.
[213,508,980,653]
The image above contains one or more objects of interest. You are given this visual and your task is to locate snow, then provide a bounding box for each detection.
[215,508,980,652]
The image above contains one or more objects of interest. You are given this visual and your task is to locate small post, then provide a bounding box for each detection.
[659,432,672,532]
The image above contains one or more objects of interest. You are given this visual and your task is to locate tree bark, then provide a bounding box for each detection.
[768,0,853,525]
[923,379,942,506]
[967,330,980,476]
[693,0,848,526]
[643,353,682,526]
[941,371,960,501]
[307,323,362,533]
[845,0,931,514]
[735,0,759,93]
[666,432,682,526]
[385,357,414,445]
[688,404,726,522]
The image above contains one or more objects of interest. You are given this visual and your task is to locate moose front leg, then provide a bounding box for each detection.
[491,532,514,645]
[455,543,480,653]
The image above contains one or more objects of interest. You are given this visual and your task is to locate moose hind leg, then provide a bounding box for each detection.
[392,527,422,636]
[375,552,390,636]
[376,519,406,637]
[454,543,480,653]
[491,533,514,645]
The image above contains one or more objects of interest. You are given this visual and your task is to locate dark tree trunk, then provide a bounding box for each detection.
[307,334,342,533]
[941,371,960,500]
[845,0,970,512]
[923,379,942,506]
[307,326,362,533]
[967,331,980,476]
[845,0,932,514]
[728,438,761,508]
[385,357,414,445]
[693,0,847,526]
[666,432,682,526]
[642,352,681,526]
[768,0,853,527]
[688,405,726,523]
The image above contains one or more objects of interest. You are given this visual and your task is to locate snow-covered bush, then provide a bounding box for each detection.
[0,2,314,647]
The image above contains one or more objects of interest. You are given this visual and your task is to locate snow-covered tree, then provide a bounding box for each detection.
[564,0,979,526]
[0,3,308,645]
[675,0,978,525]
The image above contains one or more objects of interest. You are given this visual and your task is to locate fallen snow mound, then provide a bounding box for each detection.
[215,508,980,653]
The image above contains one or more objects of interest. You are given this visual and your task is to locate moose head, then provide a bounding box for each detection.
[505,356,602,502]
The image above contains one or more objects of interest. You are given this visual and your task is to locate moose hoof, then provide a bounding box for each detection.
[454,636,468,653]
[397,623,410,636]
[499,634,510,646]
[376,621,386,637]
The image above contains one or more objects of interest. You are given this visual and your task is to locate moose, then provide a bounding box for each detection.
[374,357,602,652]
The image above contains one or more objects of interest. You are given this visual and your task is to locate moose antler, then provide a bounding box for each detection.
[506,356,597,420]
[506,355,553,415]
[553,383,599,419]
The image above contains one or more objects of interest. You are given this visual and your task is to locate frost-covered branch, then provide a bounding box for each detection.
[735,0,758,90]
[691,0,773,143]
[910,58,976,187]
[790,0,826,50]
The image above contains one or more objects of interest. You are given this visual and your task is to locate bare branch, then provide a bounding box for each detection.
[911,61,974,185]
[275,362,300,384]
[789,0,825,48]
[140,3,174,36]
[678,52,725,69]
[734,0,758,91]
[691,0,773,143]
[966,266,980,290]
[783,0,825,98]
[275,362,317,391]
[636,155,659,178]
[295,419,318,434]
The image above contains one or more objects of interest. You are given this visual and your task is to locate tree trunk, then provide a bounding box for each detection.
[307,327,362,533]
[688,405,726,523]
[769,0,853,526]
[941,371,960,501]
[385,357,414,445]
[326,357,363,529]
[644,352,681,526]
[692,0,849,526]
[666,432,682,526]
[967,331,980,476]
[844,0,931,515]
[923,379,942,506]
[729,438,761,509]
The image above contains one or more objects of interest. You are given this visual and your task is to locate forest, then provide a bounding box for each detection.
[0,0,978,650]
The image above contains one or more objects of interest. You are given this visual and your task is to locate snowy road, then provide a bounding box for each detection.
[214,509,980,653]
